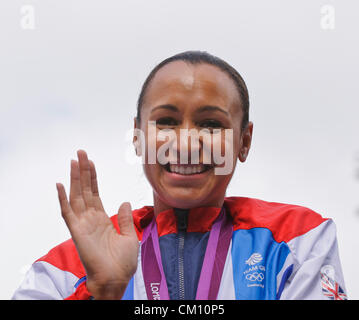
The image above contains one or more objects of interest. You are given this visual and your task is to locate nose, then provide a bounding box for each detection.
[170,123,208,165]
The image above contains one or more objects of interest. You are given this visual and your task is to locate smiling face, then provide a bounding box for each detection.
[134,60,253,213]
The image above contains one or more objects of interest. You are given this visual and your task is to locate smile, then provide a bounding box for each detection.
[163,163,213,175]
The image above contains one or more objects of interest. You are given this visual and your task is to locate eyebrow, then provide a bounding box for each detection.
[151,104,179,113]
[150,104,229,116]
[196,105,229,116]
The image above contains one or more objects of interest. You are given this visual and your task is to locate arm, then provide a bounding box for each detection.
[12,150,139,300]
[279,219,347,300]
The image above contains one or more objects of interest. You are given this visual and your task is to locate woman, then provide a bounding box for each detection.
[12,51,347,300]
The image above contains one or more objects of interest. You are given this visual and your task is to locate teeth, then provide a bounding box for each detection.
[168,164,208,175]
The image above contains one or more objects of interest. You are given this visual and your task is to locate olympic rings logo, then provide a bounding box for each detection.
[245,272,264,282]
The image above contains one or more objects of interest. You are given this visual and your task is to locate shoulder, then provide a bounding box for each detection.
[224,196,329,243]
[36,206,154,276]
[35,238,86,278]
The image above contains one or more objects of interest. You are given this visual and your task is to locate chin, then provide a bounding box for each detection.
[144,164,231,210]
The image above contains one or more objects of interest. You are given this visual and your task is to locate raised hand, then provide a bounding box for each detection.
[56,150,139,300]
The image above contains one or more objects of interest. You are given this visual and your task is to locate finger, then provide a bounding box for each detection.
[89,160,105,211]
[117,202,136,237]
[77,150,94,208]
[70,159,86,214]
[56,183,76,227]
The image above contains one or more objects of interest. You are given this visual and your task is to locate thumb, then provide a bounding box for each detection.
[117,202,136,237]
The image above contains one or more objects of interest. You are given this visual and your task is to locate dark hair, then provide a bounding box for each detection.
[136,50,249,129]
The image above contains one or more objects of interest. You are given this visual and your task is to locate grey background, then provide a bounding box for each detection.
[0,0,358,299]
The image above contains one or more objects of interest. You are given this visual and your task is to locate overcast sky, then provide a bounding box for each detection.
[0,0,358,299]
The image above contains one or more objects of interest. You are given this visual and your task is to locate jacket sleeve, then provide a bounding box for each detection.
[64,280,93,300]
[279,219,348,300]
[11,260,92,300]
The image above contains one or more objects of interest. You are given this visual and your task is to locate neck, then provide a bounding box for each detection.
[153,192,225,216]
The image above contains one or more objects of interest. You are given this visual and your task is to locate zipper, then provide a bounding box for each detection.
[175,209,188,300]
[177,232,185,300]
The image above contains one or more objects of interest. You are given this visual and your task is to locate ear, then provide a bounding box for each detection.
[133,117,142,156]
[238,121,253,163]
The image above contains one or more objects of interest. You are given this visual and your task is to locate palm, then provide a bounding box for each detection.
[56,150,139,299]
[71,207,138,283]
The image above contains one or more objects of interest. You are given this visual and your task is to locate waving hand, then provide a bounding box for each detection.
[56,150,139,299]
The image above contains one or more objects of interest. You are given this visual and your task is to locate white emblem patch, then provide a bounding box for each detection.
[320,265,347,300]
[243,253,266,289]
[245,253,263,266]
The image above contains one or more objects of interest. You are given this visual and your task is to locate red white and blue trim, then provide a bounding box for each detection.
[12,197,348,300]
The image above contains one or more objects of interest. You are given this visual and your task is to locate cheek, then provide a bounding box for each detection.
[211,129,238,176]
[211,133,224,155]
[140,122,168,165]
[140,123,160,183]
[211,130,237,159]
[145,126,181,165]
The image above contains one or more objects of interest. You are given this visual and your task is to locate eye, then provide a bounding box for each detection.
[156,117,179,126]
[199,119,223,129]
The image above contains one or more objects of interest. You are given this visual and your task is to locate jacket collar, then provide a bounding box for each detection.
[132,205,223,239]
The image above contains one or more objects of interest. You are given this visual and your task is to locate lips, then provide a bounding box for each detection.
[163,163,213,175]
